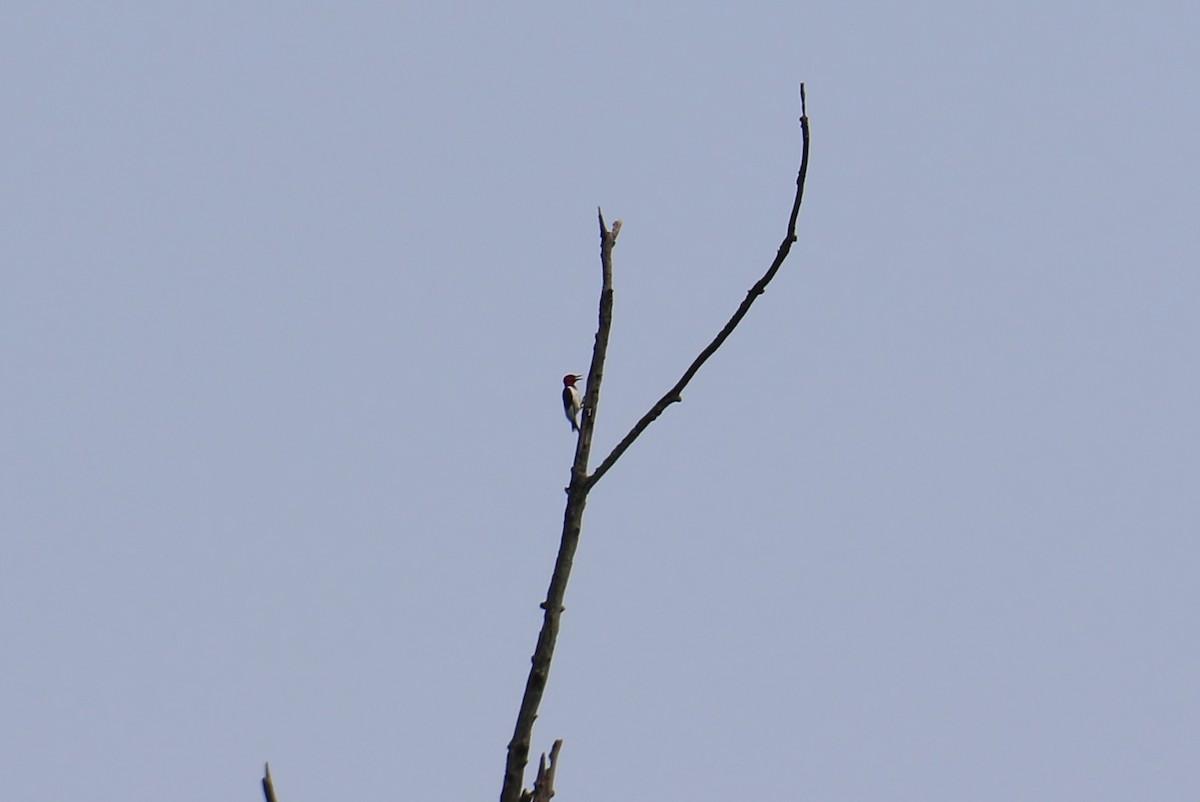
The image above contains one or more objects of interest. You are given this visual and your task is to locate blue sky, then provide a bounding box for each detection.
[4,2,1199,800]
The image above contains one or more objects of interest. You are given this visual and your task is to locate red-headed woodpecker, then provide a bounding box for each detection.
[562,374,582,432]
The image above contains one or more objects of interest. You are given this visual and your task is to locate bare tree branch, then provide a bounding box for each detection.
[501,87,810,802]
[261,763,279,802]
[500,215,620,802]
[586,85,811,491]
[530,739,564,802]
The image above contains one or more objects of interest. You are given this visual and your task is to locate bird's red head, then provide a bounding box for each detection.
[563,374,581,387]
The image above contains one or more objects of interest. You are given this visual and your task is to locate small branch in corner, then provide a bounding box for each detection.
[519,740,564,802]
[261,763,279,802]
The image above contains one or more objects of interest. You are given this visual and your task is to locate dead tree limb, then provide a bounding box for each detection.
[501,85,810,802]
[500,214,619,802]
[526,739,563,802]
[587,85,811,491]
[261,763,279,802]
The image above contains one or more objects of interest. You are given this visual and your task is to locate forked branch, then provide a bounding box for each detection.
[501,86,810,802]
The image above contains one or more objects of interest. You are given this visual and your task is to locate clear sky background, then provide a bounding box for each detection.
[4,2,1198,800]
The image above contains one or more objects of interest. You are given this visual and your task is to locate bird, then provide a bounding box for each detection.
[562,374,582,432]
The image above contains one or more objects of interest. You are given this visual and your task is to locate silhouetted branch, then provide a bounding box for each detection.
[500,215,620,802]
[501,87,811,802]
[261,763,279,802]
[586,85,811,491]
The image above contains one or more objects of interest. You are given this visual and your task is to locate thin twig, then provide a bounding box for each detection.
[586,86,810,491]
